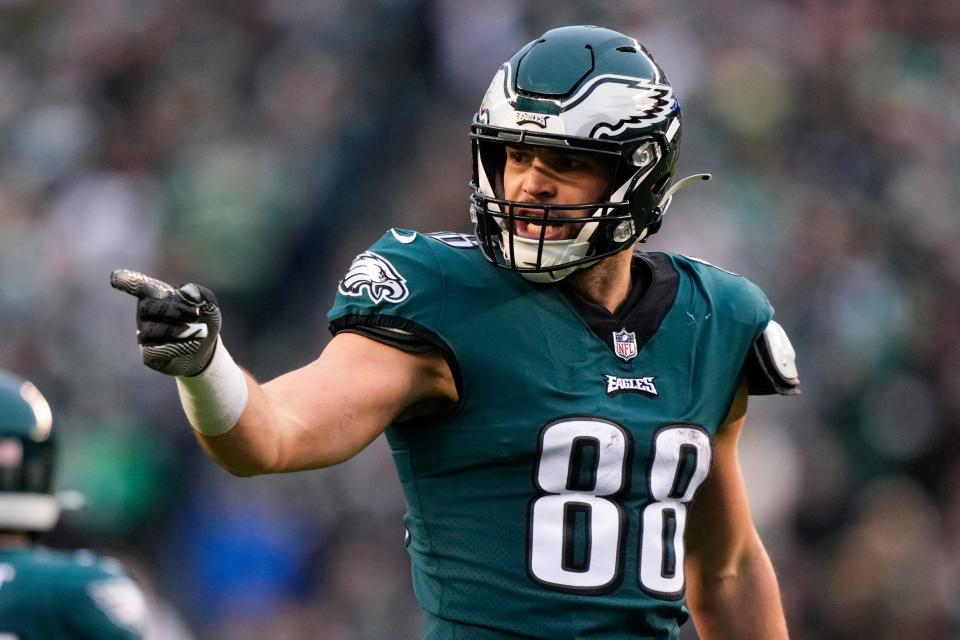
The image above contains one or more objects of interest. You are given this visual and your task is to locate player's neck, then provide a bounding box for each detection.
[0,532,31,548]
[567,249,634,314]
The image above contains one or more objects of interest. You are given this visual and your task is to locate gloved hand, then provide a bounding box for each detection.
[110,269,222,377]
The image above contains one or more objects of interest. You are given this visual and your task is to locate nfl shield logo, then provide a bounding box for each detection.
[613,328,638,361]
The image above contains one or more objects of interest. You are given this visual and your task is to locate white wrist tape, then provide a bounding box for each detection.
[175,338,249,436]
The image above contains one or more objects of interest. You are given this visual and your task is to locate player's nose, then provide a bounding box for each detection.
[521,160,557,200]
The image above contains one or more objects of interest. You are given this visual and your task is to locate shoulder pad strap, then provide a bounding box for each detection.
[744,320,801,396]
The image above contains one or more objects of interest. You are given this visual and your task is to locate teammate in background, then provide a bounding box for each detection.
[113,26,797,639]
[0,370,148,639]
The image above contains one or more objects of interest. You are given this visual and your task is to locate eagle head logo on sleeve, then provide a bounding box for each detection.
[338,251,410,304]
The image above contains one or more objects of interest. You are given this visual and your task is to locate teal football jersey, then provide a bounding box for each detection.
[0,547,147,639]
[328,230,775,640]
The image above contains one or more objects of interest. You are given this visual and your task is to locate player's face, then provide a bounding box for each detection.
[502,145,612,241]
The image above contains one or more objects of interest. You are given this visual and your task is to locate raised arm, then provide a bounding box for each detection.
[683,382,790,640]
[202,332,455,475]
[110,270,457,477]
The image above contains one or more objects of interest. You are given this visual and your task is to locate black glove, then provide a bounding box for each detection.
[110,269,222,377]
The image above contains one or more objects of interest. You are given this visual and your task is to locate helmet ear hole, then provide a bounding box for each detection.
[609,220,636,243]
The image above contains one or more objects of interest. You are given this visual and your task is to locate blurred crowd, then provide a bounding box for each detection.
[1,1,959,638]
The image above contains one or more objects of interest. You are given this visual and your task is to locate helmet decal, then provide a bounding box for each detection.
[560,76,676,138]
[19,381,52,441]
[483,66,676,139]
[515,111,548,128]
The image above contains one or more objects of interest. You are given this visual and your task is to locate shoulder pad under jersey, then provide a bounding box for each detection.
[744,320,801,395]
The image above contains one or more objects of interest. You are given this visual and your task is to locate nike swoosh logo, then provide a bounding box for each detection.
[390,229,418,244]
[178,323,209,339]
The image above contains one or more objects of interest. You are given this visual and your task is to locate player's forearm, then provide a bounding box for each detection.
[183,349,394,475]
[181,370,342,475]
[190,372,286,476]
[686,533,789,640]
[171,341,301,476]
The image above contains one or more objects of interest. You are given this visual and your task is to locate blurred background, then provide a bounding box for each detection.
[1,0,959,638]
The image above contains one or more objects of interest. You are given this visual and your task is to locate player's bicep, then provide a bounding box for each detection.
[260,331,456,471]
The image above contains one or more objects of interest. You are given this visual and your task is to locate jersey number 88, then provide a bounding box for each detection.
[528,418,712,596]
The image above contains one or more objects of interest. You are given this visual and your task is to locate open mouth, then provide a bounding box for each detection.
[514,220,571,241]
[511,208,583,241]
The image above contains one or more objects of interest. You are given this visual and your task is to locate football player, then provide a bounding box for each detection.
[112,25,796,639]
[0,370,149,639]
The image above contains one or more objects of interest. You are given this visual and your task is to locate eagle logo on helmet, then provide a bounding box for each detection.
[339,251,409,304]
[559,76,676,139]
[479,63,677,141]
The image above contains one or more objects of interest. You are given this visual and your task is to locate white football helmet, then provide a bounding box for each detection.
[470,25,707,282]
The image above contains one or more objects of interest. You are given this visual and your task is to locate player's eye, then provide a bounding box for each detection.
[555,154,597,172]
[507,149,530,165]
[558,158,584,171]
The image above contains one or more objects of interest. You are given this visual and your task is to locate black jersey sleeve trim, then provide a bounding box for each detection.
[329,314,464,419]
[337,324,437,354]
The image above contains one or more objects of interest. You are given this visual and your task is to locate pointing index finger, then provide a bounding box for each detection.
[110,269,177,299]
